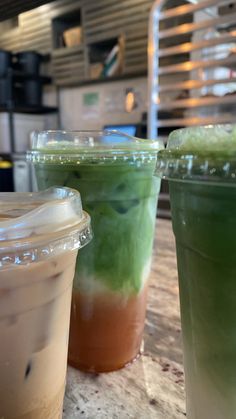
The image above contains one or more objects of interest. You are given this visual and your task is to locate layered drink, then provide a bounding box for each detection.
[28,130,162,372]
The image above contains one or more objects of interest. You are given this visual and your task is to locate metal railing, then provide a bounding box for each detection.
[148,0,236,217]
[148,0,236,140]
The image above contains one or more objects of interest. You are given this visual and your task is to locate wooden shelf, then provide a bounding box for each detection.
[149,0,236,139]
[0,0,152,86]
[155,94,236,111]
[159,10,236,39]
[159,0,221,20]
[51,45,83,57]
[155,114,236,128]
[53,71,147,87]
[158,77,236,93]
[0,105,58,114]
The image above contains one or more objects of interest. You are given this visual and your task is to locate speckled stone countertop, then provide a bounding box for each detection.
[63,219,186,419]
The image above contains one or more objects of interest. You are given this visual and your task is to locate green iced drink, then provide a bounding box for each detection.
[28,130,162,372]
[156,125,236,419]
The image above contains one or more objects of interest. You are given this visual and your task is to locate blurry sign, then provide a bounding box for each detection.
[82,92,100,119]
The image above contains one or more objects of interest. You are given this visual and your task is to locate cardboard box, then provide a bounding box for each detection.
[63,27,82,47]
[89,63,104,79]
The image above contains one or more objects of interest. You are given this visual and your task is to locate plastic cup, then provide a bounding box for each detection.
[0,187,92,419]
[156,125,236,419]
[28,130,163,372]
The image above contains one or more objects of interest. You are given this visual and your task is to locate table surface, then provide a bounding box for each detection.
[63,219,186,419]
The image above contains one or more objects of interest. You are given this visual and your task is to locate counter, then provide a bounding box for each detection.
[63,219,186,419]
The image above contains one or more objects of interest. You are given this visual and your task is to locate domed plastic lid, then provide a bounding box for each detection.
[27,130,163,164]
[0,187,92,267]
[155,125,236,183]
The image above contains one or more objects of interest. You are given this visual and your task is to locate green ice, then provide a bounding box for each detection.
[35,159,160,294]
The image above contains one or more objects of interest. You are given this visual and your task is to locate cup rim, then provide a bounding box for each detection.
[0,187,92,269]
[27,130,163,164]
[155,124,236,183]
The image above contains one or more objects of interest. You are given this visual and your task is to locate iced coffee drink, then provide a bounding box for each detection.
[28,131,162,372]
[0,187,92,418]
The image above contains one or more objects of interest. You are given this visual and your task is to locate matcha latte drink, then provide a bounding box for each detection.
[28,130,162,372]
[0,187,91,419]
[156,125,236,419]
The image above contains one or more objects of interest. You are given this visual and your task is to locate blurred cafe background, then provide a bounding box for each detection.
[0,0,235,218]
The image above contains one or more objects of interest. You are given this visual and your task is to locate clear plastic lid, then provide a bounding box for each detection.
[155,125,236,183]
[0,187,92,268]
[27,130,163,164]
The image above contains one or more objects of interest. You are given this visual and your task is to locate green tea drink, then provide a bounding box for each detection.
[0,187,91,419]
[156,125,236,419]
[28,130,162,372]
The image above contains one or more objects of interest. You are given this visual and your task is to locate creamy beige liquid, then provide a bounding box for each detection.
[0,250,77,419]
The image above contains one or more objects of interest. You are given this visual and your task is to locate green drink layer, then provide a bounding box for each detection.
[170,181,236,418]
[35,159,160,294]
[157,125,236,418]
